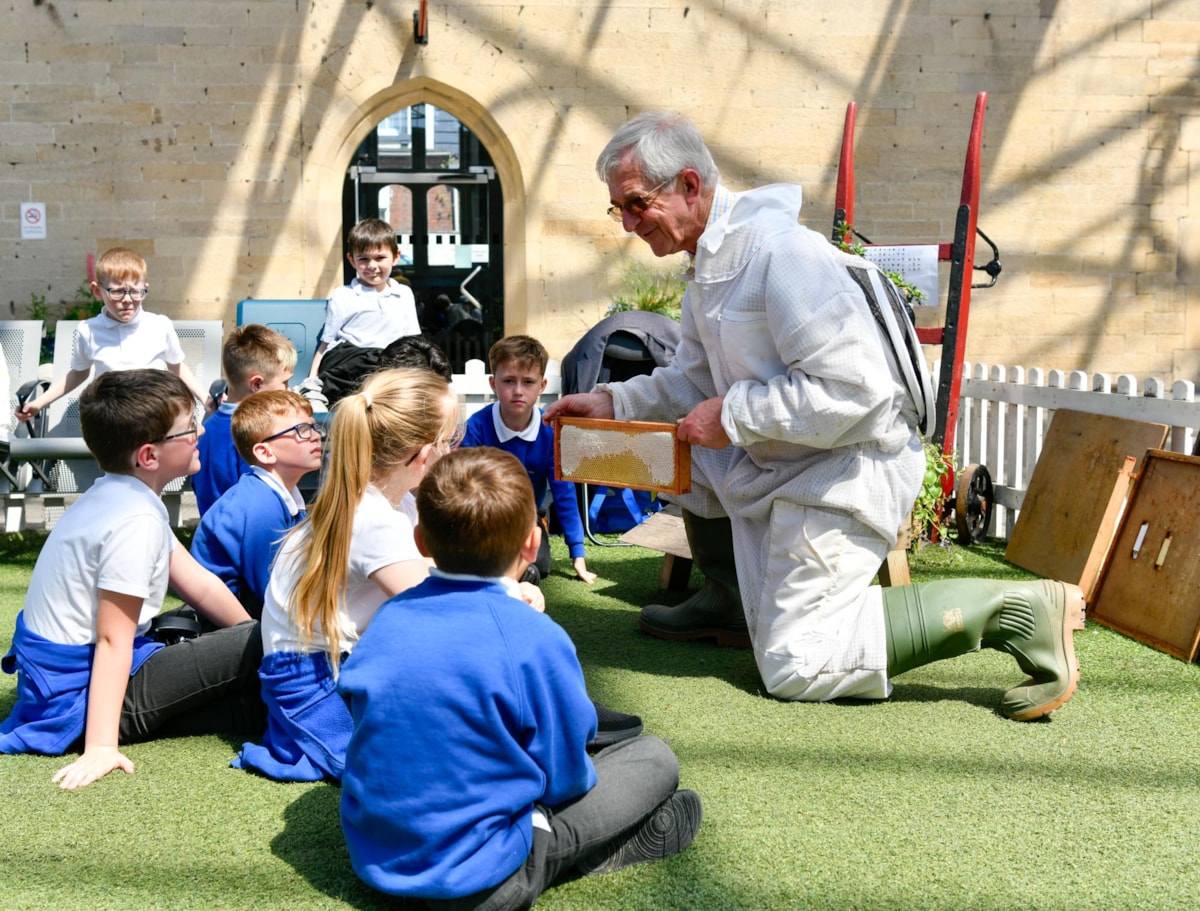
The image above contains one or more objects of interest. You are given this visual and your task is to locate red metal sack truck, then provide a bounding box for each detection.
[832,91,1003,544]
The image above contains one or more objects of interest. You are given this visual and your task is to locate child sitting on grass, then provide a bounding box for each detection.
[462,335,596,584]
[233,367,458,782]
[191,390,324,619]
[0,369,262,790]
[338,447,701,906]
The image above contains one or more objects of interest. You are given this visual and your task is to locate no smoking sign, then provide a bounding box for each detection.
[20,203,47,239]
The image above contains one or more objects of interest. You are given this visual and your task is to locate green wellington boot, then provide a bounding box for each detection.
[882,579,1086,720]
[638,512,751,649]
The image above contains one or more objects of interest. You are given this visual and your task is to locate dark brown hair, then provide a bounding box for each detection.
[80,369,195,473]
[347,217,399,257]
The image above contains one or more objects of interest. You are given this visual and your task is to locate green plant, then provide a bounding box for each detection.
[30,283,101,361]
[63,281,102,320]
[912,442,952,545]
[29,291,50,322]
[605,259,685,321]
[835,221,927,305]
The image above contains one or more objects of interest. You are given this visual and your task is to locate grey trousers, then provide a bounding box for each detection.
[423,735,682,911]
[119,619,264,742]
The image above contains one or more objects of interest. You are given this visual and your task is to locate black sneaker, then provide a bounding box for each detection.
[578,790,702,875]
[588,702,643,749]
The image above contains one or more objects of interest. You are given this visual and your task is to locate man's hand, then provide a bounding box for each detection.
[52,746,135,791]
[676,396,730,449]
[542,392,615,423]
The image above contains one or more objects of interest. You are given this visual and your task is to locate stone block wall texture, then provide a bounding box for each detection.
[2,0,1197,382]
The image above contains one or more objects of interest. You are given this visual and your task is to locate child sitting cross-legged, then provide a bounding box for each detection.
[191,390,324,620]
[236,369,642,783]
[0,369,263,790]
[232,367,460,782]
[338,447,702,907]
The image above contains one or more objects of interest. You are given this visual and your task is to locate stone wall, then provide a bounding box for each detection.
[2,0,1197,381]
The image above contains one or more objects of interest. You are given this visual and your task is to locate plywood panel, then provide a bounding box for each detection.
[1090,451,1200,660]
[619,507,694,591]
[1005,409,1167,596]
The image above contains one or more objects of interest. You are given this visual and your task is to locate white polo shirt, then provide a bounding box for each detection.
[321,278,420,350]
[23,473,177,646]
[70,309,185,376]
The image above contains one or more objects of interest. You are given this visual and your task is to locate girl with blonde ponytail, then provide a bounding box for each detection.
[234,367,461,782]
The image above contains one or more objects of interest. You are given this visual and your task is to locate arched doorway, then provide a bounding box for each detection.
[343,103,502,371]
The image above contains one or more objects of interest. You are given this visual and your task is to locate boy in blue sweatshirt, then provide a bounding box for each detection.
[191,390,324,618]
[462,335,595,584]
[338,447,700,906]
[193,324,297,515]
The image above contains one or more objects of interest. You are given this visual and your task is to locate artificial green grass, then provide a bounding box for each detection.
[2,533,1199,910]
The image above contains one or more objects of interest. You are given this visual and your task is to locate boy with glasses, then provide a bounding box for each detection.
[192,390,325,619]
[0,370,263,789]
[193,324,299,515]
[15,247,207,423]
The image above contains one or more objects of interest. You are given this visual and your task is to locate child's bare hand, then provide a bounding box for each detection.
[573,557,597,584]
[14,402,39,423]
[52,746,135,790]
[518,581,546,613]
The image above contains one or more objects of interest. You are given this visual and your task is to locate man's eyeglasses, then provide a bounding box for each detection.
[263,422,326,443]
[103,287,149,302]
[157,419,199,443]
[606,173,677,222]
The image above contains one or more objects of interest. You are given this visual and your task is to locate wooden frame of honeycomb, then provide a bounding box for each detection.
[552,417,691,495]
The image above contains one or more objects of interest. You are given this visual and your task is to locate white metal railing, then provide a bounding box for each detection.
[942,361,1200,539]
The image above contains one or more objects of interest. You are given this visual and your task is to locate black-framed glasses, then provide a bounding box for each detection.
[157,419,199,443]
[606,173,677,222]
[263,421,326,443]
[103,286,149,302]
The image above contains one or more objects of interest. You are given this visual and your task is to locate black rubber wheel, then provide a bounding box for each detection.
[954,463,993,545]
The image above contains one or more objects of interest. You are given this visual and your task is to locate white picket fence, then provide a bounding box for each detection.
[944,361,1200,539]
[7,357,1197,540]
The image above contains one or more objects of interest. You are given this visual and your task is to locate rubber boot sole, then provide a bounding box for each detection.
[1005,582,1086,722]
[638,616,752,650]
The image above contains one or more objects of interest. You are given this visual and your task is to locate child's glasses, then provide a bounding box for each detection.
[442,424,465,451]
[157,419,200,443]
[404,425,465,466]
[103,286,149,302]
[263,422,326,443]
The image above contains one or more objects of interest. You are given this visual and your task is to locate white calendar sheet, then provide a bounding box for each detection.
[863,244,940,306]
